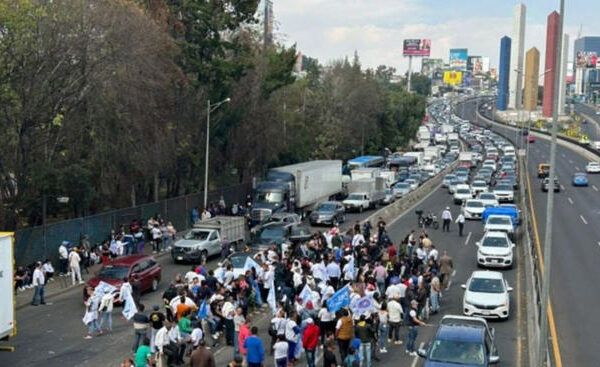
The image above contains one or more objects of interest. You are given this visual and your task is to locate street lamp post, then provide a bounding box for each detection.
[204,98,231,210]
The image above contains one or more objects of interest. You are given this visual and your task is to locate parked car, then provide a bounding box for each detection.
[84,255,161,302]
[462,270,512,319]
[309,201,345,226]
[417,315,500,366]
[572,172,589,187]
[476,231,515,269]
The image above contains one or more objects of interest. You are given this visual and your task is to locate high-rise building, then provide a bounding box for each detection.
[558,34,569,115]
[573,37,600,99]
[524,47,540,111]
[542,11,560,118]
[264,0,274,46]
[509,3,526,109]
[497,36,512,111]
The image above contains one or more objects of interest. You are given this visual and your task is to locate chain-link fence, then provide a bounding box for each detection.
[14,182,252,267]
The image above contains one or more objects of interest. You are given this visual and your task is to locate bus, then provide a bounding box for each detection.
[347,156,385,171]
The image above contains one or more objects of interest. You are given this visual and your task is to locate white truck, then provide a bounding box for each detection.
[343,177,386,212]
[351,167,381,181]
[0,234,15,342]
[424,146,441,160]
[171,216,247,264]
[418,130,431,142]
[404,151,425,165]
[379,170,397,187]
[459,152,473,169]
[251,160,343,223]
[447,132,459,144]
[441,124,454,134]
[434,133,447,144]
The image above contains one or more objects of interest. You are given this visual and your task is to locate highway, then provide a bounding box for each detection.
[574,102,600,141]
[461,99,600,367]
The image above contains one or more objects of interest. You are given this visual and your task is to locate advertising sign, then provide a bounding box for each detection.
[468,56,485,74]
[421,58,444,77]
[443,71,463,85]
[0,233,15,340]
[576,51,598,68]
[403,39,431,57]
[449,48,468,70]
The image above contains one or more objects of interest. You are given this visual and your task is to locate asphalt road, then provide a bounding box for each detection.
[463,99,600,367]
[574,102,600,141]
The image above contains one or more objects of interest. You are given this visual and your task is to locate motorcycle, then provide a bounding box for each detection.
[416,210,439,230]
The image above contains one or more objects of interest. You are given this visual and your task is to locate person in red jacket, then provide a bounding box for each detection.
[302,318,320,367]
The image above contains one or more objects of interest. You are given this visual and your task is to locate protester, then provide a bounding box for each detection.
[244,326,265,367]
[68,247,83,285]
[30,262,46,306]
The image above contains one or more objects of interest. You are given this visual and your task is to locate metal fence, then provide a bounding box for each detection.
[14,182,253,267]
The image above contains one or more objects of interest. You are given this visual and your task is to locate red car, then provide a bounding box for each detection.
[527,135,536,143]
[84,255,161,302]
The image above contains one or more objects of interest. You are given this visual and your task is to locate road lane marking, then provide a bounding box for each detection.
[464,231,472,245]
[569,159,573,164]
[525,171,563,367]
[581,215,588,225]
[410,343,425,367]
[560,185,565,191]
[568,197,573,205]
[593,185,598,191]
[575,166,580,171]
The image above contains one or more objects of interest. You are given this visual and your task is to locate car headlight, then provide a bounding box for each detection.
[502,299,508,307]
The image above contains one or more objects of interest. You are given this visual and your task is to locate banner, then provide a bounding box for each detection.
[197,299,208,319]
[443,71,463,85]
[299,285,313,306]
[267,278,277,314]
[326,285,351,313]
[0,234,14,339]
[403,39,431,57]
[94,281,117,298]
[449,48,468,70]
[243,256,261,273]
[350,295,376,316]
[576,51,597,68]
[122,291,138,320]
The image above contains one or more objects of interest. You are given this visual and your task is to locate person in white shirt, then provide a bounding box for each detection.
[273,335,289,367]
[42,260,55,283]
[387,298,404,344]
[68,248,83,285]
[30,262,46,305]
[155,323,178,365]
[352,231,365,247]
[115,237,124,257]
[429,245,439,262]
[310,260,328,283]
[456,213,466,236]
[325,260,341,288]
[184,267,199,284]
[119,279,133,305]
[151,224,162,254]
[201,209,212,221]
[58,243,69,276]
[441,206,453,232]
[318,307,335,343]
[98,292,114,331]
[221,296,236,346]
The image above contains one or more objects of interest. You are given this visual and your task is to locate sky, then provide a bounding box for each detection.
[268,0,600,73]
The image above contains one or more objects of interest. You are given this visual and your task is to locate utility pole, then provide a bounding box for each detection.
[538,0,564,366]
[407,55,413,92]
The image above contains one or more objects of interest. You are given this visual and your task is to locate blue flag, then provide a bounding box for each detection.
[197,299,207,319]
[326,285,350,313]
[252,279,263,306]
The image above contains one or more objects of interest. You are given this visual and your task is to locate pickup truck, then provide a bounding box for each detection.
[171,216,246,264]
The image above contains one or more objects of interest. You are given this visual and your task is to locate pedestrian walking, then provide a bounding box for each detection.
[323,342,338,367]
[149,305,165,353]
[439,251,454,290]
[30,262,46,306]
[441,207,452,232]
[134,337,154,367]
[303,318,320,367]
[132,304,149,353]
[335,309,353,361]
[243,326,265,367]
[68,248,83,285]
[355,315,375,367]
[58,242,69,276]
[190,340,216,367]
[456,213,465,236]
[273,335,288,367]
[378,303,389,353]
[83,287,102,339]
[98,291,114,331]
[405,300,428,356]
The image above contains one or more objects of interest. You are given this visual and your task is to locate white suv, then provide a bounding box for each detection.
[586,162,600,173]
[484,215,515,240]
[462,270,512,319]
[454,184,472,205]
[476,231,514,268]
[462,199,486,220]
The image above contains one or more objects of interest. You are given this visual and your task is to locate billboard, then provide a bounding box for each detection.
[468,56,483,74]
[421,58,444,77]
[481,57,490,73]
[449,48,468,70]
[576,51,597,68]
[403,39,431,57]
[443,71,463,85]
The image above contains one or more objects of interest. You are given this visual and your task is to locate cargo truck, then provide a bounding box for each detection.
[251,160,343,223]
[342,177,386,212]
[171,216,247,264]
[351,167,381,181]
[459,152,473,169]
[404,152,425,165]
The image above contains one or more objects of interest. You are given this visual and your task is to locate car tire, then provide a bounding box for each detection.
[151,278,159,292]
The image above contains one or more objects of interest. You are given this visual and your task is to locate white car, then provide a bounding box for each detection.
[482,159,497,171]
[492,184,514,203]
[454,185,472,205]
[462,271,512,319]
[405,179,419,191]
[484,215,515,240]
[470,180,488,196]
[462,199,486,220]
[476,231,515,268]
[478,192,499,207]
[586,162,600,173]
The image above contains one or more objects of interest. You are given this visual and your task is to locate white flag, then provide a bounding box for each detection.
[244,256,261,273]
[299,284,313,306]
[122,291,138,320]
[267,278,277,314]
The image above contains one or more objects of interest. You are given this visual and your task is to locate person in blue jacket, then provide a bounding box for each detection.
[244,326,265,367]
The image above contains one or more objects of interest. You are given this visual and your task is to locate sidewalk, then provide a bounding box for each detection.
[15,245,170,309]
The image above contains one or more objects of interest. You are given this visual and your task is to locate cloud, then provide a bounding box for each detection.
[271,0,580,74]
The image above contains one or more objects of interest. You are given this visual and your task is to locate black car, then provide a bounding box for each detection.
[541,177,560,192]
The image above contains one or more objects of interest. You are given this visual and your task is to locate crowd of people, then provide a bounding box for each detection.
[110,216,455,367]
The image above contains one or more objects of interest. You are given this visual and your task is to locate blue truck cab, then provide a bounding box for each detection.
[418,315,500,366]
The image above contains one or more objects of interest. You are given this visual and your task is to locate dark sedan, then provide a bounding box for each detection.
[309,201,345,226]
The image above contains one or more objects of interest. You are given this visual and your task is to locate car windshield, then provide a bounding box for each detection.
[230,255,248,268]
[482,236,509,248]
[469,278,505,293]
[473,182,486,187]
[445,175,456,180]
[488,217,511,225]
[495,185,512,191]
[184,230,210,241]
[291,227,311,237]
[406,180,416,185]
[428,339,486,366]
[480,194,495,200]
[317,203,336,211]
[396,183,409,189]
[348,194,364,200]
[457,189,470,194]
[466,201,483,208]
[98,265,129,280]
[256,192,283,203]
[260,227,285,241]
